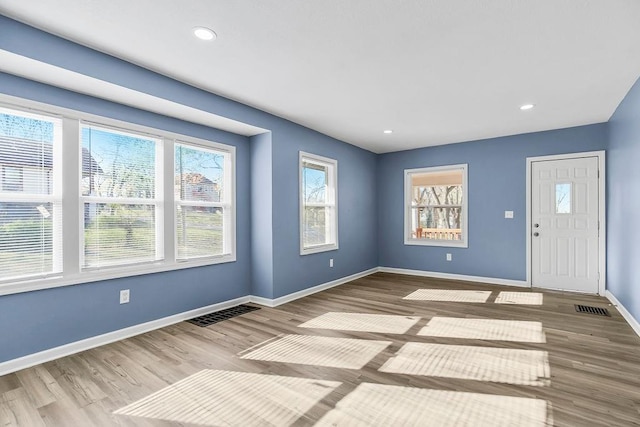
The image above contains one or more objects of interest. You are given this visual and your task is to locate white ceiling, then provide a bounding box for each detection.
[1,1,640,153]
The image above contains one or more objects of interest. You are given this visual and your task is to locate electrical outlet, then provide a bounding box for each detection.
[505,210,514,219]
[120,289,130,304]
[329,258,334,268]
[446,253,452,261]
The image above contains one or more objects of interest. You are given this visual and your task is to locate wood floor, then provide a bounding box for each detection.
[1,272,640,426]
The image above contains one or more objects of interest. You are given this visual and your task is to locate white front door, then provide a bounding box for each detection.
[531,156,599,293]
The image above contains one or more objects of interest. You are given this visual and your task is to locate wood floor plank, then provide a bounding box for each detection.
[15,366,57,409]
[1,272,639,426]
[1,388,46,427]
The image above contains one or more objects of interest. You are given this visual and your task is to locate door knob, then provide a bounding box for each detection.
[533,232,539,237]
[534,223,539,228]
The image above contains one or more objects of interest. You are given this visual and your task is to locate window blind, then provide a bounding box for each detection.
[0,107,63,281]
[81,124,161,269]
[175,142,228,260]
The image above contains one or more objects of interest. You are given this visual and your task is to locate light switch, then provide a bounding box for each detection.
[505,210,514,219]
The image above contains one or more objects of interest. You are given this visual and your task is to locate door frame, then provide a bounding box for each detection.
[526,150,606,295]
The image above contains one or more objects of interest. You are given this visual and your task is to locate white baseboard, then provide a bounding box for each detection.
[378,267,529,288]
[0,267,379,376]
[606,290,640,338]
[250,267,379,307]
[0,296,250,377]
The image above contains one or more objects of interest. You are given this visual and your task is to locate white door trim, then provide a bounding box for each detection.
[526,151,606,295]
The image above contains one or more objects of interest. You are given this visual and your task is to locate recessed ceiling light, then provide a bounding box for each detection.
[193,27,216,41]
[520,104,535,111]
[383,130,393,134]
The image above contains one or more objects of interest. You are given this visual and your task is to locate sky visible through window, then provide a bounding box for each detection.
[82,127,157,198]
[0,112,54,142]
[303,163,326,202]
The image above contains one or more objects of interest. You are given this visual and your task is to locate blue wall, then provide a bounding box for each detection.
[608,75,640,323]
[271,127,378,298]
[0,16,379,362]
[378,125,608,281]
[0,73,253,363]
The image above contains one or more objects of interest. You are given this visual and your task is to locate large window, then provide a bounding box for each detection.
[0,99,236,293]
[405,164,468,247]
[81,124,162,269]
[175,142,233,260]
[0,107,63,281]
[300,151,338,255]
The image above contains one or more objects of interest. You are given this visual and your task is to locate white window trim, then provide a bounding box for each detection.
[174,139,235,262]
[404,164,468,248]
[0,106,64,281]
[0,95,236,297]
[299,151,338,255]
[79,122,164,271]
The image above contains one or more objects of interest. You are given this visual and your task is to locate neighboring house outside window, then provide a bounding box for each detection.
[0,139,101,198]
[175,172,221,203]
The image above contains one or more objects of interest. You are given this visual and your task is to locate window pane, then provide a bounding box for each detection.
[0,109,61,281]
[407,166,466,244]
[303,162,327,203]
[175,144,224,202]
[176,206,223,259]
[303,206,328,246]
[300,153,337,253]
[82,126,157,198]
[83,203,157,268]
[174,143,228,261]
[556,183,571,214]
[0,202,59,278]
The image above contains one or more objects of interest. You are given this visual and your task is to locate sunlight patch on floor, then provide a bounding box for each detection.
[403,289,492,303]
[495,292,544,305]
[299,312,420,334]
[240,334,392,369]
[418,317,546,343]
[379,343,550,386]
[114,370,340,426]
[316,383,551,427]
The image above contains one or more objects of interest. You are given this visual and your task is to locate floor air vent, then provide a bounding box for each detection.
[188,305,261,327]
[574,304,610,317]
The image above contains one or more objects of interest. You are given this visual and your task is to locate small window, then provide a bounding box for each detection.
[555,183,571,214]
[175,142,233,261]
[300,152,338,254]
[405,164,468,247]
